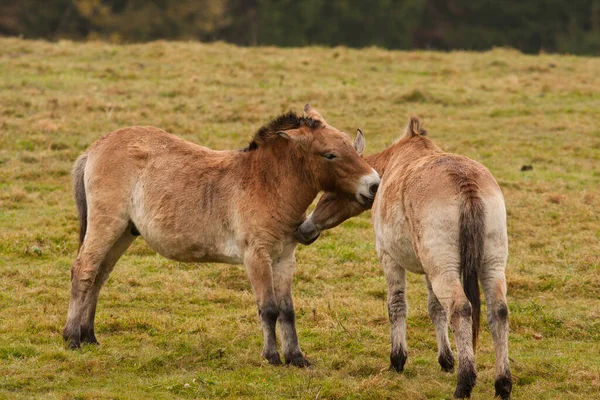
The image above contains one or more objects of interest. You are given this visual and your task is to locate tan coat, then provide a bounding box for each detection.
[296,118,512,399]
[63,105,380,368]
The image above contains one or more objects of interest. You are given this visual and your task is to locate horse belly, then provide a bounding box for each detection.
[373,211,424,274]
[144,232,243,264]
[131,206,244,264]
[130,181,244,264]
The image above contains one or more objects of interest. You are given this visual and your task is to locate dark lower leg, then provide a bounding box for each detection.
[482,275,512,399]
[388,288,408,372]
[63,259,98,349]
[78,263,112,345]
[495,373,512,399]
[80,296,99,345]
[427,279,454,372]
[79,232,134,346]
[272,253,310,367]
[492,322,512,399]
[451,301,477,399]
[63,293,83,349]
[380,255,408,372]
[490,299,512,399]
[278,303,309,367]
[259,302,281,365]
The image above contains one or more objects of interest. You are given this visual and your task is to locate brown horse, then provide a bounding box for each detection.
[295,117,512,398]
[63,104,380,367]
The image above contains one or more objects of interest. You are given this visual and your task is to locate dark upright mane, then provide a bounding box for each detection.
[242,111,323,151]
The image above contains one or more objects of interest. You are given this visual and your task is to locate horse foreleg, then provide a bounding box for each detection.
[380,252,408,372]
[244,247,281,365]
[273,253,310,367]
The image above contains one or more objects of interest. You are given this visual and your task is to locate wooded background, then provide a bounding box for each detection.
[1,0,599,55]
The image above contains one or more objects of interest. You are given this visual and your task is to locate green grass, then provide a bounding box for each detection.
[1,38,599,399]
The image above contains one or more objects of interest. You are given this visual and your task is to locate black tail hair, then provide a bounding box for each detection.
[73,154,88,250]
[459,194,484,350]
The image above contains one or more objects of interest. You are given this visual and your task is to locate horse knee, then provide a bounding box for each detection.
[449,300,472,334]
[428,299,441,316]
[259,303,279,325]
[278,306,295,324]
[71,273,96,295]
[71,261,99,292]
[453,300,472,319]
[495,302,509,321]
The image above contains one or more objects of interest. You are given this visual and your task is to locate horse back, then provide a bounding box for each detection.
[373,149,505,273]
[81,126,246,262]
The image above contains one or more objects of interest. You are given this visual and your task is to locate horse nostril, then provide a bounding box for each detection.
[369,183,379,196]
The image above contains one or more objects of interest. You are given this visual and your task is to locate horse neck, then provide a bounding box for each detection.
[365,136,441,176]
[365,147,395,176]
[243,144,319,224]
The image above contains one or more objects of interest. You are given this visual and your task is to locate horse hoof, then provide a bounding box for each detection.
[264,352,283,366]
[287,355,311,368]
[438,350,455,372]
[495,375,512,399]
[454,369,477,399]
[80,330,100,345]
[67,339,81,350]
[453,384,473,399]
[390,351,407,372]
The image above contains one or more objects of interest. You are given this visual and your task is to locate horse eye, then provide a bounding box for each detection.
[324,153,337,160]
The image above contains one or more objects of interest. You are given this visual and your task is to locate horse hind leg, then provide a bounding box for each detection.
[429,271,477,399]
[79,230,136,345]
[425,277,455,372]
[481,265,512,399]
[63,215,130,349]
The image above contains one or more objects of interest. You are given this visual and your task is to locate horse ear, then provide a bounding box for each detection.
[354,129,365,156]
[304,103,327,124]
[404,116,427,138]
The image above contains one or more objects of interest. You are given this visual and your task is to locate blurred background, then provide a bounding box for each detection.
[0,0,599,55]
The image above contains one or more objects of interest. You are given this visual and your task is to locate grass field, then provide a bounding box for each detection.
[0,38,599,399]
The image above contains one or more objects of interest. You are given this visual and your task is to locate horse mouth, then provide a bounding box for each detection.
[358,193,374,207]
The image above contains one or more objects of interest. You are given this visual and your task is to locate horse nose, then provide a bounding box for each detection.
[369,183,379,196]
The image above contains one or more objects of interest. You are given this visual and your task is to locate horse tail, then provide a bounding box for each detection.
[73,154,88,250]
[459,192,484,351]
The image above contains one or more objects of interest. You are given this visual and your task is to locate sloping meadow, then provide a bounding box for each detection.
[0,38,599,399]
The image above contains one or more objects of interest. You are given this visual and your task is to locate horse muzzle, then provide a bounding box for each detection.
[293,220,321,245]
[356,170,380,206]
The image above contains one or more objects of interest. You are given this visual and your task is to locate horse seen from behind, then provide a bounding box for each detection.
[295,117,512,398]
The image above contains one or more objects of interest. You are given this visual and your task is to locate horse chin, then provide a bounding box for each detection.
[357,193,374,207]
[293,225,321,245]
